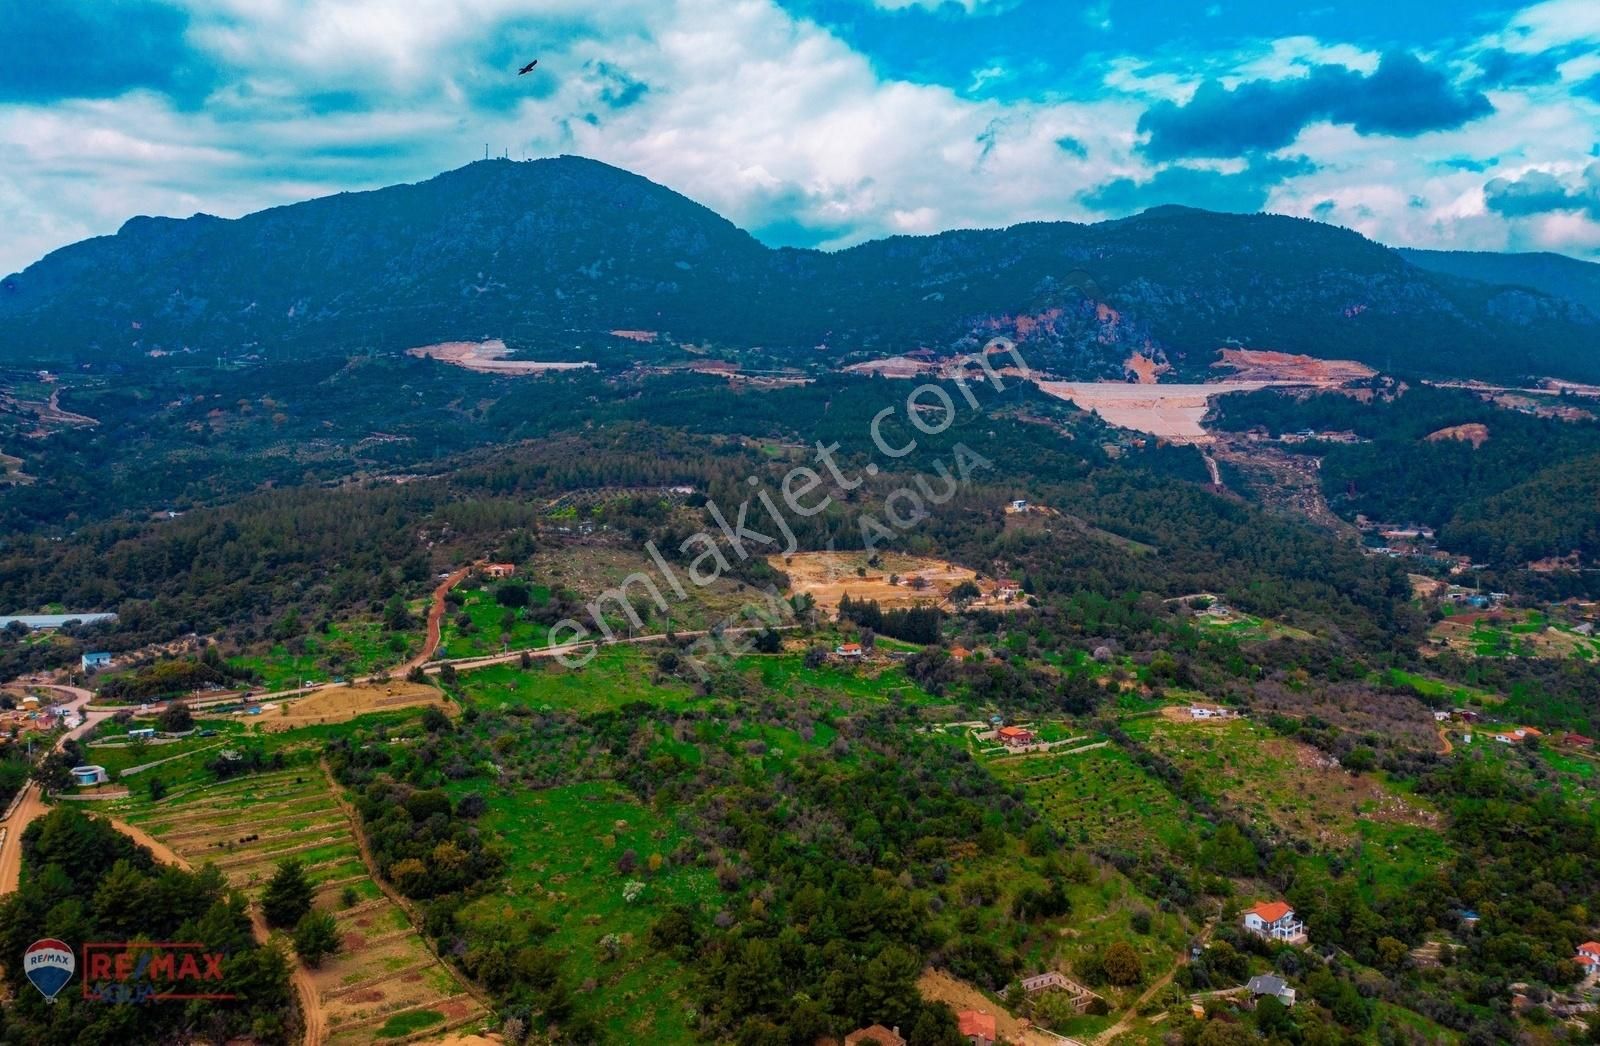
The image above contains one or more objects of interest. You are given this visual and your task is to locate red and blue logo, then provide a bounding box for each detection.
[23,938,75,1000]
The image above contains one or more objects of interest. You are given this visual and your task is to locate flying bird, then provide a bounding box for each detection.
[518,60,538,75]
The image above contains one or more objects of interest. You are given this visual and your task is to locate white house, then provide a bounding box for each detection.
[835,642,863,659]
[1243,901,1307,945]
[1577,942,1600,987]
[81,651,113,672]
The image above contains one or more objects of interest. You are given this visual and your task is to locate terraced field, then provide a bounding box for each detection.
[115,768,486,1045]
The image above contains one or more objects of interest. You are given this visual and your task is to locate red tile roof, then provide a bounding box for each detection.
[1579,941,1600,955]
[957,1011,997,1040]
[1249,901,1294,923]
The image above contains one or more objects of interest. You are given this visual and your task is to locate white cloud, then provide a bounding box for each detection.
[1,0,1599,274]
[867,0,1007,12]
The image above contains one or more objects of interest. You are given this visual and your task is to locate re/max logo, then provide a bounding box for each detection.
[82,942,235,1003]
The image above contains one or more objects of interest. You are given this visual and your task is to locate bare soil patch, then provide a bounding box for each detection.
[1214,349,1375,384]
[263,682,448,732]
[1425,423,1489,448]
[917,968,1060,1046]
[773,551,1015,613]
[406,340,595,376]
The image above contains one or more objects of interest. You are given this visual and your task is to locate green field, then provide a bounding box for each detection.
[436,583,554,659]
[452,782,715,1042]
[229,618,416,690]
[455,646,700,713]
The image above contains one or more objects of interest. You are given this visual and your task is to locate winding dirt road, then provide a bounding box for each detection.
[0,684,113,894]
[105,816,326,1046]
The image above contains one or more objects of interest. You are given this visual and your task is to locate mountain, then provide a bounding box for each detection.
[3,156,1598,382]
[1398,247,1600,317]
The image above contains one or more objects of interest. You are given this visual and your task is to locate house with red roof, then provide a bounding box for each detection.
[956,1010,997,1046]
[1243,901,1307,945]
[834,642,863,659]
[1577,942,1600,986]
[949,645,972,662]
[997,725,1035,747]
[995,579,1023,599]
[482,562,517,579]
[843,1025,906,1046]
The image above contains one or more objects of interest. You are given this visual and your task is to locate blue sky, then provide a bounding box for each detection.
[1,0,1598,275]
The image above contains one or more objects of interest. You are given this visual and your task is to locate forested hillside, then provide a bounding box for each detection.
[3,158,1597,382]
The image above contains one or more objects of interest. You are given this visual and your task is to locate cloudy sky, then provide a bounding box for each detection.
[2,0,1599,275]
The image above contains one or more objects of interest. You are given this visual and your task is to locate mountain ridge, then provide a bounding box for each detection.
[3,155,1597,382]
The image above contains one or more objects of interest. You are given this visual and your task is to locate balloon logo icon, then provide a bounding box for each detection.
[23,938,74,1001]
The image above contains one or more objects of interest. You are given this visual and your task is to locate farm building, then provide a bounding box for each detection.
[994,579,1023,599]
[482,563,517,579]
[956,1011,996,1046]
[1565,733,1595,749]
[81,651,113,671]
[949,646,971,662]
[1243,901,1308,945]
[834,642,863,659]
[1247,974,1297,1007]
[843,1025,906,1046]
[127,727,156,741]
[70,766,108,787]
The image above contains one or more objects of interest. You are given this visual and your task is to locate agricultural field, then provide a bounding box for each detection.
[260,681,450,732]
[436,581,554,659]
[447,781,716,1042]
[771,549,1024,613]
[229,618,419,691]
[1126,718,1443,850]
[454,646,702,714]
[988,742,1197,855]
[111,756,487,1045]
[81,723,251,789]
[1428,608,1600,660]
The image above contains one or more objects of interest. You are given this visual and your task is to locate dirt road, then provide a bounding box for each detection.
[1094,918,1218,1044]
[0,685,115,894]
[106,816,326,1046]
[403,566,473,674]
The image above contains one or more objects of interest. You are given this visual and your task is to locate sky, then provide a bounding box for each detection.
[2,0,1599,275]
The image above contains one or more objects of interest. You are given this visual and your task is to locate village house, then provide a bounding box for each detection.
[1243,901,1308,945]
[482,562,517,579]
[1493,726,1542,745]
[1247,974,1297,1008]
[843,1025,906,1046]
[1565,733,1596,749]
[956,1010,997,1046]
[949,645,972,662]
[1008,498,1029,512]
[997,725,1036,747]
[834,642,863,659]
[81,651,113,672]
[995,579,1023,599]
[1577,942,1600,987]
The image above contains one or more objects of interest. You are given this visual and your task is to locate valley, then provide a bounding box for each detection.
[0,157,1597,1046]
